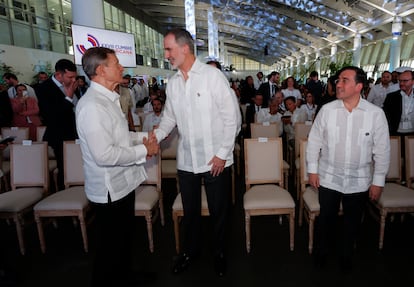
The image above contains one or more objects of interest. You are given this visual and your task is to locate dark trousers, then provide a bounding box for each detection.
[90,191,135,287]
[315,186,368,259]
[178,167,230,257]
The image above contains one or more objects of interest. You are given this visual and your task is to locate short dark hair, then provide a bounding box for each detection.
[2,72,17,81]
[284,96,296,105]
[81,47,116,79]
[165,28,195,54]
[310,71,318,78]
[337,66,367,85]
[55,59,76,73]
[76,75,86,81]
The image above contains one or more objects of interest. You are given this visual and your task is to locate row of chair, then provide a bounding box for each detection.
[0,141,163,255]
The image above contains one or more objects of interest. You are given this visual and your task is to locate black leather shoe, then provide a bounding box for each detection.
[172,253,191,274]
[214,254,226,277]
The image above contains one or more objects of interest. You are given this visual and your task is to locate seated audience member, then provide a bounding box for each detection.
[281,76,302,105]
[240,75,256,104]
[74,75,88,99]
[0,90,13,128]
[31,71,49,90]
[245,92,264,137]
[142,97,163,132]
[366,71,399,107]
[282,96,307,147]
[10,84,42,140]
[143,91,158,113]
[300,92,318,121]
[256,96,283,136]
[3,72,37,100]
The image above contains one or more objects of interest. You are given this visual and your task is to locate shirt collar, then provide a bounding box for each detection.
[90,81,120,102]
[52,75,63,89]
[336,97,368,111]
[176,58,203,78]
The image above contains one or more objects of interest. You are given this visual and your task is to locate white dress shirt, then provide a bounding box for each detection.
[154,59,240,174]
[76,81,149,204]
[283,107,307,141]
[142,112,162,132]
[366,83,399,107]
[281,88,301,100]
[306,98,390,194]
[256,108,283,136]
[398,90,414,133]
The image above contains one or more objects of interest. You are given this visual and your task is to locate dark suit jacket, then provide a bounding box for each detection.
[35,78,78,148]
[258,82,277,107]
[0,90,13,128]
[245,104,262,138]
[382,90,402,136]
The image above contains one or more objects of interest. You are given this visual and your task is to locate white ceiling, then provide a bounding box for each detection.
[112,0,414,65]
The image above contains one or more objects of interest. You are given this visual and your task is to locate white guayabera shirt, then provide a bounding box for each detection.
[306,98,390,194]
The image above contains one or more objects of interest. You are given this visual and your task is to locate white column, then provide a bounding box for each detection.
[33,0,50,50]
[296,57,301,80]
[213,20,219,60]
[305,54,309,71]
[219,38,225,64]
[72,0,104,28]
[315,50,321,76]
[331,44,337,63]
[390,17,403,72]
[185,0,197,54]
[353,33,361,67]
[207,7,219,60]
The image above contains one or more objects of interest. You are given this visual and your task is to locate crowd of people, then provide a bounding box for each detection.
[1,27,414,286]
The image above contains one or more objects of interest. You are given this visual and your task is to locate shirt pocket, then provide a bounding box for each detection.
[357,129,373,147]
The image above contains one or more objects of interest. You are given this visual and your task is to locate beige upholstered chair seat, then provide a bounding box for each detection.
[244,185,295,209]
[378,183,414,207]
[135,186,159,210]
[302,186,319,212]
[172,187,208,212]
[34,186,87,211]
[0,188,44,212]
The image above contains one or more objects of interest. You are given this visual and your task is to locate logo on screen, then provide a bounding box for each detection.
[76,34,100,54]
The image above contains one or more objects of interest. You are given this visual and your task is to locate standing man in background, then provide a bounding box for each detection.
[154,28,240,277]
[307,66,390,271]
[77,47,158,287]
[35,59,78,190]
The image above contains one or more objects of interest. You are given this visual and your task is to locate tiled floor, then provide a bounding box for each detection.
[1,177,414,287]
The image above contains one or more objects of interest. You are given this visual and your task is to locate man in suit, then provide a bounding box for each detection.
[35,59,78,191]
[258,71,280,106]
[245,92,264,138]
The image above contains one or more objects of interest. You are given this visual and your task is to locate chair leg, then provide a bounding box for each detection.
[245,212,251,253]
[298,193,304,227]
[79,213,89,252]
[173,212,180,254]
[159,193,165,226]
[379,209,387,250]
[13,215,26,255]
[34,214,46,253]
[308,214,315,254]
[289,211,295,251]
[145,212,154,253]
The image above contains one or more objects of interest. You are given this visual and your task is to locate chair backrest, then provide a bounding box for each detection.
[244,138,284,188]
[386,136,401,182]
[63,141,84,187]
[143,154,161,190]
[240,104,247,123]
[299,139,309,186]
[1,127,30,160]
[1,127,30,144]
[36,126,46,142]
[250,122,280,139]
[294,122,312,158]
[160,126,178,159]
[10,142,49,191]
[405,136,414,187]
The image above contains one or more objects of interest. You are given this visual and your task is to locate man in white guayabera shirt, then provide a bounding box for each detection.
[307,66,390,272]
[153,28,240,277]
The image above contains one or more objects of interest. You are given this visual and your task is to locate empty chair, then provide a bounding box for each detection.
[370,136,414,250]
[294,122,312,199]
[0,142,49,255]
[298,139,342,254]
[36,126,58,192]
[33,141,89,253]
[243,138,295,252]
[134,153,164,252]
[250,122,281,139]
[160,126,179,191]
[172,187,209,253]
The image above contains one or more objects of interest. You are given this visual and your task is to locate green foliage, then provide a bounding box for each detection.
[328,52,353,76]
